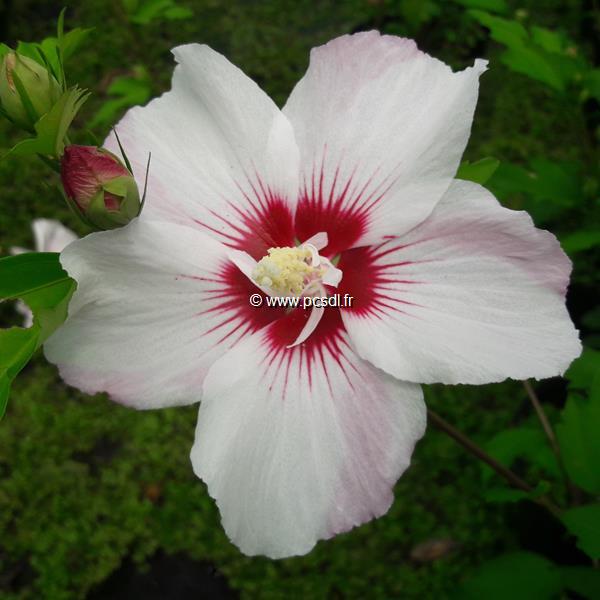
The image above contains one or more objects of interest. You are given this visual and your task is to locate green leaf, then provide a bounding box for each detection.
[0,326,39,420]
[122,0,138,12]
[90,68,151,128]
[469,11,528,47]
[0,252,75,345]
[487,159,583,224]
[530,26,567,54]
[4,87,89,158]
[483,488,529,503]
[561,504,600,559]
[0,253,70,299]
[163,6,193,19]
[483,427,560,483]
[501,45,565,91]
[457,552,562,600]
[130,0,172,24]
[483,481,551,504]
[584,69,600,101]
[528,158,582,205]
[125,0,193,25]
[0,253,76,421]
[556,388,600,494]
[565,348,600,390]
[16,27,92,89]
[0,327,39,375]
[456,157,500,184]
[455,0,508,14]
[468,12,582,91]
[0,376,9,420]
[582,307,600,332]
[558,352,600,494]
[560,566,600,599]
[560,230,600,254]
[488,162,538,197]
[60,27,94,62]
[22,278,76,344]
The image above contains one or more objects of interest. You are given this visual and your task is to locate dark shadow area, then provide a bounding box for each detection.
[87,553,238,600]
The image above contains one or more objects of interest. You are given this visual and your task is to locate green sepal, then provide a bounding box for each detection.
[102,175,134,197]
[35,44,63,92]
[0,103,13,122]
[140,152,151,210]
[120,177,142,219]
[79,176,142,230]
[113,128,133,173]
[9,69,40,131]
[4,86,89,159]
[86,190,131,230]
[86,190,119,230]
[62,188,95,229]
[17,10,94,90]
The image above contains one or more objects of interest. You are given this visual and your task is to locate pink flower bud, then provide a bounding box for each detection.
[60,145,141,230]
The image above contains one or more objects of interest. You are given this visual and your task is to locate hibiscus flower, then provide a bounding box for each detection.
[10,219,77,327]
[45,32,581,558]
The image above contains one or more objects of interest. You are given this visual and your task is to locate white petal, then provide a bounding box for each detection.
[104,44,299,258]
[32,219,77,253]
[303,243,321,266]
[284,31,486,254]
[227,249,276,298]
[191,311,426,558]
[15,300,33,329]
[9,246,29,255]
[287,305,324,347]
[302,231,328,250]
[44,220,261,408]
[227,249,258,281]
[320,260,343,287]
[340,180,581,384]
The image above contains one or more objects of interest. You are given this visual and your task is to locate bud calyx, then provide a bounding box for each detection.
[61,145,142,230]
[0,51,62,131]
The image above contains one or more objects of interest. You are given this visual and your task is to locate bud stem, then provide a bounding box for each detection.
[37,153,61,173]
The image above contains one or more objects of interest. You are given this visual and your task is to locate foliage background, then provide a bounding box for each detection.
[0,0,598,598]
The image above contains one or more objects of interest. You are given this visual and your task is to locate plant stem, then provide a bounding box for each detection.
[523,380,581,505]
[523,380,561,457]
[427,408,562,518]
[36,153,61,173]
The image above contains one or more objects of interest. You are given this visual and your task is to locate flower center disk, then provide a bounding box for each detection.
[252,246,323,296]
[245,235,343,347]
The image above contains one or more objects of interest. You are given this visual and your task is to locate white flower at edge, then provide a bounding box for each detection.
[10,219,78,327]
[44,32,581,559]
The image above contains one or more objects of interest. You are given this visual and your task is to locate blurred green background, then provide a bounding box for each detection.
[0,0,598,598]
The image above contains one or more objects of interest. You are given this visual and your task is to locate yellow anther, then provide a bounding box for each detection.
[252,246,319,295]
